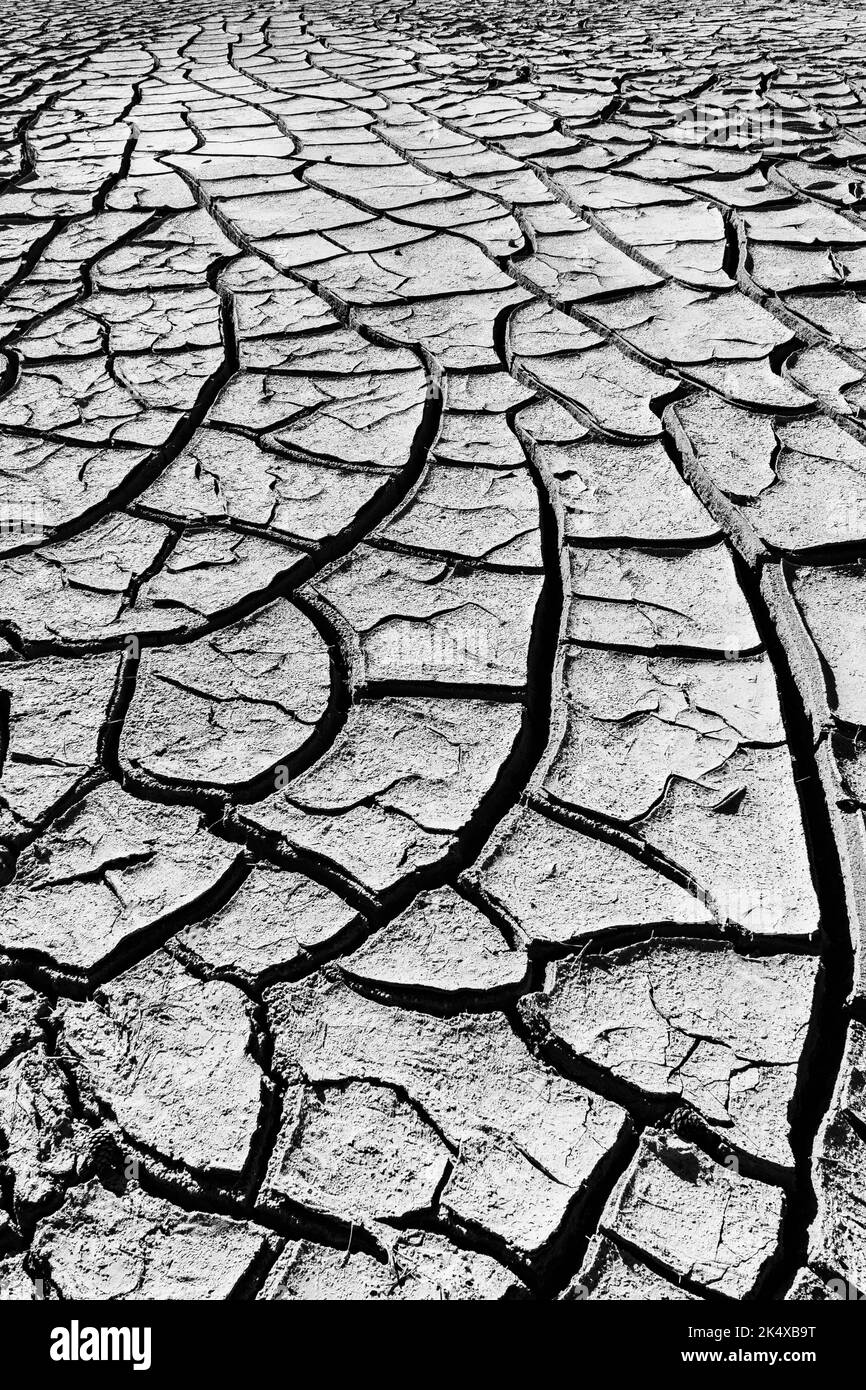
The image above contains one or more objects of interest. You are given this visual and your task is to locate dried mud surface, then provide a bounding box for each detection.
[0,0,864,1302]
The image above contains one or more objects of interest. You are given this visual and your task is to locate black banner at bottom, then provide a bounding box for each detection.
[0,1297,856,1378]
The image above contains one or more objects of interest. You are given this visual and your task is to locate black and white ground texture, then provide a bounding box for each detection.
[1,0,866,1303]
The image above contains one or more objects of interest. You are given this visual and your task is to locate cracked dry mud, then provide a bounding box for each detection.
[2,0,866,1307]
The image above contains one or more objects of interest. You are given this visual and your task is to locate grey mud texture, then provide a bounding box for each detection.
[0,0,865,1303]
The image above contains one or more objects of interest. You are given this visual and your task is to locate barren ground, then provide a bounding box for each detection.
[0,0,865,1301]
